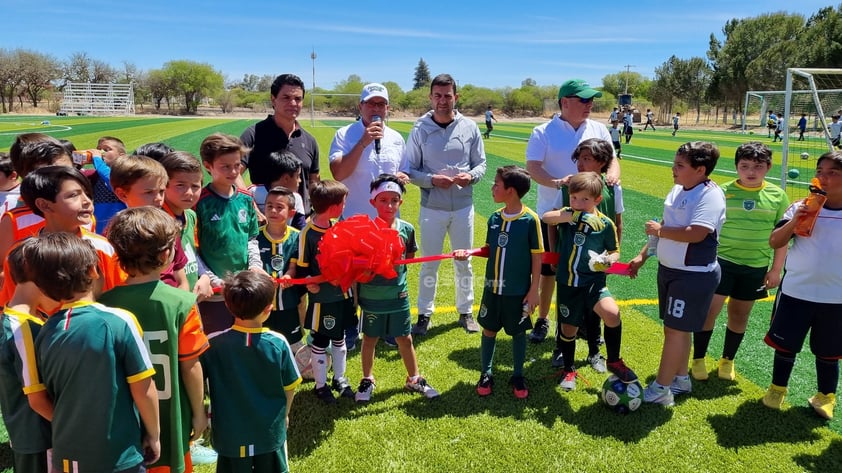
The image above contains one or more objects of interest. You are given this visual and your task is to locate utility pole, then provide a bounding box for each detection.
[310,49,317,127]
[623,64,636,95]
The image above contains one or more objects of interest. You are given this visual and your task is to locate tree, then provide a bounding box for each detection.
[0,49,25,112]
[17,50,60,107]
[601,71,647,97]
[63,52,117,85]
[799,6,842,68]
[160,60,224,113]
[413,58,431,90]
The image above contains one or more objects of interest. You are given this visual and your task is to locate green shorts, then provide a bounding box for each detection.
[556,283,613,328]
[305,298,356,339]
[265,308,303,345]
[477,291,532,336]
[361,309,412,338]
[15,450,47,473]
[217,445,288,473]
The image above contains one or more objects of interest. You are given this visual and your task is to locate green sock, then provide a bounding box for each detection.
[481,334,496,375]
[512,332,527,376]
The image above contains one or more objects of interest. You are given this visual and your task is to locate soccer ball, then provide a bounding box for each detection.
[294,344,331,380]
[788,168,800,179]
[801,152,809,160]
[601,375,643,414]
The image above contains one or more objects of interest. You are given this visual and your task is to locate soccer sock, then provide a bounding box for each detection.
[560,334,576,371]
[331,339,348,380]
[721,328,745,360]
[603,322,622,363]
[512,332,526,377]
[586,312,601,357]
[816,357,840,395]
[311,346,328,388]
[480,334,496,375]
[693,330,713,360]
[771,350,796,387]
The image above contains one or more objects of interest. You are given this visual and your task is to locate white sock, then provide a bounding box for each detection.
[331,339,347,379]
[311,346,328,388]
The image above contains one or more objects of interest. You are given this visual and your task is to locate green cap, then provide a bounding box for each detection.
[557,79,603,100]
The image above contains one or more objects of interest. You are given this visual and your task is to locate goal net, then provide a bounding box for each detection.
[59,82,135,116]
[744,68,842,201]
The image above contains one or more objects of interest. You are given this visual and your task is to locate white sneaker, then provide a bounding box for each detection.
[587,354,607,373]
[355,378,375,403]
[405,376,439,398]
[670,375,692,395]
[643,383,675,407]
[190,438,218,464]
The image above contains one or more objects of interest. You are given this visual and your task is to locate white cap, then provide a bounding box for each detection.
[370,180,403,199]
[360,83,389,103]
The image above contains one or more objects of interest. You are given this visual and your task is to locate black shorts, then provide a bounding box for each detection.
[540,221,555,276]
[765,292,842,358]
[657,264,720,332]
[486,120,493,131]
[265,308,303,345]
[478,291,532,336]
[715,258,768,300]
[305,298,356,340]
[218,447,288,473]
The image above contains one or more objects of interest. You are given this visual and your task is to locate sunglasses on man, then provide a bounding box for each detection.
[565,96,594,104]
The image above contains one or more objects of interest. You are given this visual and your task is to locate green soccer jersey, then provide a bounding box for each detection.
[180,209,200,289]
[202,326,302,458]
[298,221,352,303]
[99,281,209,473]
[359,219,417,313]
[556,176,620,221]
[257,225,301,311]
[195,186,259,277]
[555,211,618,288]
[0,307,50,454]
[718,180,789,268]
[484,207,544,296]
[35,301,155,473]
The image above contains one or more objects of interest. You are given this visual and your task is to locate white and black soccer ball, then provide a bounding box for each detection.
[601,375,643,414]
[801,152,810,160]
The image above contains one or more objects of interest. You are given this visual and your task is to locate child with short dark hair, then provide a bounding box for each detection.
[202,270,301,473]
[196,133,263,334]
[629,141,726,406]
[692,142,789,382]
[543,171,638,392]
[457,166,542,399]
[763,150,842,420]
[248,151,307,229]
[1,241,53,473]
[0,152,20,214]
[355,174,439,402]
[90,136,128,233]
[29,232,161,473]
[100,207,210,473]
[297,179,356,404]
[134,142,175,161]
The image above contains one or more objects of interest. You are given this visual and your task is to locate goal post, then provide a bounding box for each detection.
[59,82,135,116]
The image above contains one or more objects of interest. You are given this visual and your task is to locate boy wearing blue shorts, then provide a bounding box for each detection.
[763,150,842,420]
[629,142,726,406]
[355,174,439,403]
[458,166,542,399]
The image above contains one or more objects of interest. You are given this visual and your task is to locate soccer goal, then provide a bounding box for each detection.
[59,82,135,116]
[744,68,842,200]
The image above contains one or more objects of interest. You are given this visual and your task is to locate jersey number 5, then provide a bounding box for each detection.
[143,330,172,400]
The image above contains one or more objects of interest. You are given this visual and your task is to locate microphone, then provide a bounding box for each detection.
[372,115,382,154]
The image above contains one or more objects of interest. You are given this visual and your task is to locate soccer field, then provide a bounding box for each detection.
[0,115,839,472]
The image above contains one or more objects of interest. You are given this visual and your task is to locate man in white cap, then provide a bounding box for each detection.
[525,79,620,362]
[329,83,408,219]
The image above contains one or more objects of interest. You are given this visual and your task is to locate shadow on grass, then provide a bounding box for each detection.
[707,400,825,448]
[793,438,842,473]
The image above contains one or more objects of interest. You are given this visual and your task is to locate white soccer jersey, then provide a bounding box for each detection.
[657,180,726,272]
[779,202,842,303]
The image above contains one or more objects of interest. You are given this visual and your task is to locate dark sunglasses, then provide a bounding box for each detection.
[565,96,593,104]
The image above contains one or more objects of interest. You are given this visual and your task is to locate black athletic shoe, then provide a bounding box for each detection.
[529,318,549,343]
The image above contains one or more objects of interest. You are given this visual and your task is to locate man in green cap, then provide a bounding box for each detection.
[524,79,621,364]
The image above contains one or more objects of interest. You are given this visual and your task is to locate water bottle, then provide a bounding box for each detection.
[646,218,660,257]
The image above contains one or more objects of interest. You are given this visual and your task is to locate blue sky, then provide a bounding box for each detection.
[4,0,836,92]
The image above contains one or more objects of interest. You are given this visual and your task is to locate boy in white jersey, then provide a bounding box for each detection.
[763,150,842,420]
[629,142,726,406]
[692,142,788,382]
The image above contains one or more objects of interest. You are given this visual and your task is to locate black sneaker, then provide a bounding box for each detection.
[355,378,375,403]
[411,314,431,336]
[476,373,494,397]
[332,376,355,398]
[551,348,564,369]
[459,313,480,333]
[529,318,549,343]
[314,385,336,404]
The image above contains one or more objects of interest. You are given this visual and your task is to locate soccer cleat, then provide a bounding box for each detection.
[606,358,638,383]
[670,375,693,395]
[717,358,736,381]
[459,313,480,333]
[355,378,375,403]
[189,438,218,465]
[643,383,675,407]
[405,376,440,398]
[411,314,431,336]
[510,375,529,399]
[331,377,355,399]
[762,384,787,410]
[529,318,550,343]
[477,373,494,397]
[808,393,836,420]
[587,353,607,373]
[551,349,564,369]
[345,326,359,352]
[691,358,709,381]
[314,385,337,404]
[559,369,577,391]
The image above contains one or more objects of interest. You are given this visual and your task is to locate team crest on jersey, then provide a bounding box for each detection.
[558,305,570,319]
[271,255,284,271]
[497,232,509,248]
[478,304,488,319]
[743,199,756,211]
[573,232,586,246]
[324,316,336,330]
[238,209,248,223]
